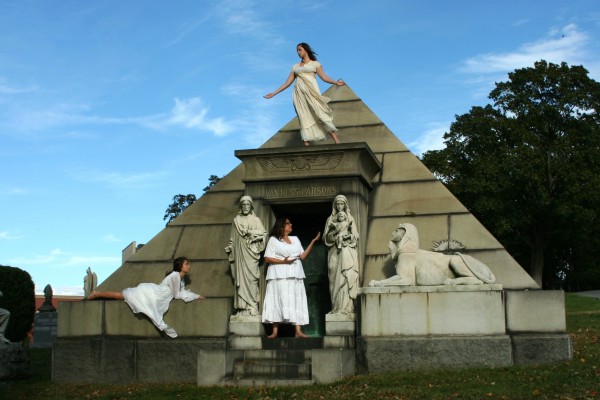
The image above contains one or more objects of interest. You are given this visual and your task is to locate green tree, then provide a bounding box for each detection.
[0,265,35,342]
[421,61,600,289]
[163,175,222,225]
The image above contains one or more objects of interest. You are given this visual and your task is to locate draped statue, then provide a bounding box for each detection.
[323,195,359,314]
[225,196,267,316]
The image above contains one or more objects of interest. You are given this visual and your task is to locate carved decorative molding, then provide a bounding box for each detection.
[256,152,344,172]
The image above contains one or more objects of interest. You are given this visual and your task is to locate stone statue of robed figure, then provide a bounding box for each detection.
[323,195,360,314]
[225,196,268,316]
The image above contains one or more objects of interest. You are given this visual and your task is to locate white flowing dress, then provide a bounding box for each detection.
[123,271,200,331]
[292,61,337,142]
[262,236,309,325]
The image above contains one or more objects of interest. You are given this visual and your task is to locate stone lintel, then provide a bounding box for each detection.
[235,142,381,187]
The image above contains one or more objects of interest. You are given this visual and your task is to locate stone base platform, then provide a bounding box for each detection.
[53,337,227,383]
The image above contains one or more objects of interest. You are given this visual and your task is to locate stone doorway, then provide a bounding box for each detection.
[268,201,332,337]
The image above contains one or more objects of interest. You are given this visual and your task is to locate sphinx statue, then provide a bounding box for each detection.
[369,223,496,287]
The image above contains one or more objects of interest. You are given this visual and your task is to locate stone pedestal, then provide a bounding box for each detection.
[227,314,265,350]
[360,285,505,336]
[324,313,356,349]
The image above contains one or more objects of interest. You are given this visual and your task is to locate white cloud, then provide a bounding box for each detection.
[3,96,233,138]
[461,24,589,75]
[164,97,233,136]
[68,168,169,190]
[9,248,120,270]
[102,233,120,243]
[0,187,28,196]
[0,231,24,240]
[408,122,449,156]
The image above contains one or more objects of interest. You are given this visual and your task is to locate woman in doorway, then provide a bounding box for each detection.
[262,217,320,338]
[88,257,205,338]
[264,42,345,146]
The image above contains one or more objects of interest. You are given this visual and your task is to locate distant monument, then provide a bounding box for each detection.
[37,284,56,312]
[83,267,97,299]
[33,284,58,349]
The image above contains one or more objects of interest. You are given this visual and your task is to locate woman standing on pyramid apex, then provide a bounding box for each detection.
[264,42,345,146]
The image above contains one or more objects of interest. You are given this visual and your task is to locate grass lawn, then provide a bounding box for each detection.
[1,293,599,400]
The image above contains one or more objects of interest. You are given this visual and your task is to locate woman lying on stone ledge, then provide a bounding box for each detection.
[87,256,205,338]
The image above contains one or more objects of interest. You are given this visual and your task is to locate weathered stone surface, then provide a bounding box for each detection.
[360,288,505,336]
[0,343,29,380]
[32,311,58,348]
[53,338,226,383]
[506,290,566,332]
[312,349,355,384]
[58,298,231,338]
[356,336,512,373]
[511,334,572,365]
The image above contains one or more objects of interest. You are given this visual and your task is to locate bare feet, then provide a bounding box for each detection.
[295,331,309,338]
[87,291,98,300]
[304,141,310,146]
[267,333,278,339]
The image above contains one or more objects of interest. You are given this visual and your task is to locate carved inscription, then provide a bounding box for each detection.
[265,185,338,199]
[257,152,344,172]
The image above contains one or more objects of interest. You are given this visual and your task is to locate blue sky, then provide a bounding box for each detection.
[2,0,599,295]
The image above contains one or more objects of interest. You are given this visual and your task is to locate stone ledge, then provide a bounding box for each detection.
[360,284,503,294]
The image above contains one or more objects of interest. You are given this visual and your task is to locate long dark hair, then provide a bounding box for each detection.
[170,256,191,284]
[297,42,318,61]
[269,217,290,240]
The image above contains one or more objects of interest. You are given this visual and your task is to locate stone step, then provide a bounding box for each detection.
[233,359,311,379]
[261,337,323,350]
[242,349,310,363]
[224,377,315,387]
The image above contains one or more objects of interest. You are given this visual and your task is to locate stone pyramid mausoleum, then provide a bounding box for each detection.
[54,85,571,385]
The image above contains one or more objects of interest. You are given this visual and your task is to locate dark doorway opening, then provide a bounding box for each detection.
[265,201,332,337]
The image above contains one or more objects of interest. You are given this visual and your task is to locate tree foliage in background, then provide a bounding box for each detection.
[421,60,600,290]
[0,265,36,342]
[163,175,222,225]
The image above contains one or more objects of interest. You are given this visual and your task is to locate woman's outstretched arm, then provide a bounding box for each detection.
[299,232,322,260]
[316,65,345,86]
[264,71,296,99]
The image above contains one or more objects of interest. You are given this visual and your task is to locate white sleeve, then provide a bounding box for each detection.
[168,272,201,302]
[264,237,281,259]
[165,272,181,298]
